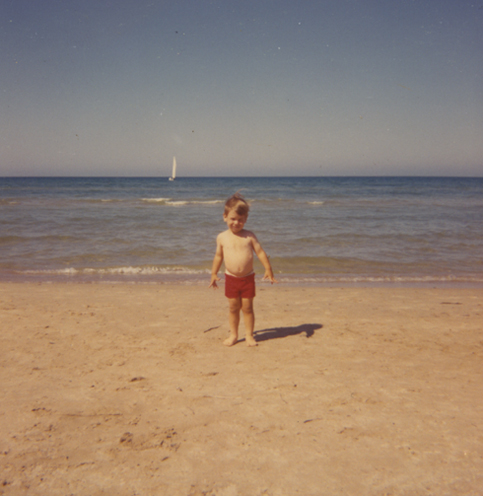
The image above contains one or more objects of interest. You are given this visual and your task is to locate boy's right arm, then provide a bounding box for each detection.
[209,237,223,289]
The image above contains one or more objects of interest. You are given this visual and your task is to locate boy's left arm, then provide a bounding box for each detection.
[251,235,278,284]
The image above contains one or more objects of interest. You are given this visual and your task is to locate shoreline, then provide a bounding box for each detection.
[0,280,483,292]
[1,282,482,495]
[0,272,483,289]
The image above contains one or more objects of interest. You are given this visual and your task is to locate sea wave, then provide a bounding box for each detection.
[0,234,77,245]
[70,198,126,204]
[141,198,223,206]
[0,235,28,245]
[141,197,172,203]
[22,266,210,276]
[9,268,483,286]
[165,200,223,206]
[274,274,483,285]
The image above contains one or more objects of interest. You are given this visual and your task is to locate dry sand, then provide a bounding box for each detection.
[1,282,482,496]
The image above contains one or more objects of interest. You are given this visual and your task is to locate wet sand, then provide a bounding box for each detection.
[1,282,482,495]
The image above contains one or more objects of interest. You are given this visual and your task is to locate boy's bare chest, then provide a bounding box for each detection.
[223,234,252,252]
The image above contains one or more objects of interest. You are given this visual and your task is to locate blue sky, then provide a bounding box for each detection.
[1,0,482,176]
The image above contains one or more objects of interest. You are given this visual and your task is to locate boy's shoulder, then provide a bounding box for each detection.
[216,229,230,243]
[241,229,256,239]
[217,228,230,238]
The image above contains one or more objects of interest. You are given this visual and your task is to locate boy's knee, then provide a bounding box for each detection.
[241,299,254,314]
[228,298,242,312]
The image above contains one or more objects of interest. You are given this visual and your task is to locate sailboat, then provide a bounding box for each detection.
[169,156,177,181]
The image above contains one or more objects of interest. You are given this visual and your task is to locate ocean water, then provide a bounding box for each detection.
[1,176,482,286]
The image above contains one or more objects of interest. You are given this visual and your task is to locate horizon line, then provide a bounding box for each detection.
[2,174,483,179]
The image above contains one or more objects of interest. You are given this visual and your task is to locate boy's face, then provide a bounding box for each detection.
[223,209,247,234]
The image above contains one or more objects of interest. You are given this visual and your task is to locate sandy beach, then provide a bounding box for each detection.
[1,282,482,495]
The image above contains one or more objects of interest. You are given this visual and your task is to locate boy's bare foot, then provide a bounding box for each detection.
[245,336,258,347]
[223,335,238,346]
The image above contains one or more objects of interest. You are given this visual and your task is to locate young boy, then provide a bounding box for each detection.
[209,193,277,347]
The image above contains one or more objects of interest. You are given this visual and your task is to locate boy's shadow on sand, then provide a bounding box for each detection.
[252,323,322,342]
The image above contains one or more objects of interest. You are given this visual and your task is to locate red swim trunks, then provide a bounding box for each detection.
[225,272,256,299]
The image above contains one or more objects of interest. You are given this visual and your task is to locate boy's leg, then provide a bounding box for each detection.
[241,298,257,347]
[225,297,242,346]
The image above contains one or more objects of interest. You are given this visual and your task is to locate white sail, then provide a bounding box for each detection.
[169,156,176,181]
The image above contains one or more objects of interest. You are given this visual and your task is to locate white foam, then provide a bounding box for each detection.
[141,198,171,203]
[165,200,223,206]
[24,268,79,275]
[23,266,209,276]
[141,198,222,206]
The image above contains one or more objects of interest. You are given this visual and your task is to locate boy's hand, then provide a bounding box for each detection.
[262,270,278,284]
[209,274,220,289]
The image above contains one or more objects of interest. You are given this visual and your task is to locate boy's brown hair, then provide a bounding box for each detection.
[224,192,250,217]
